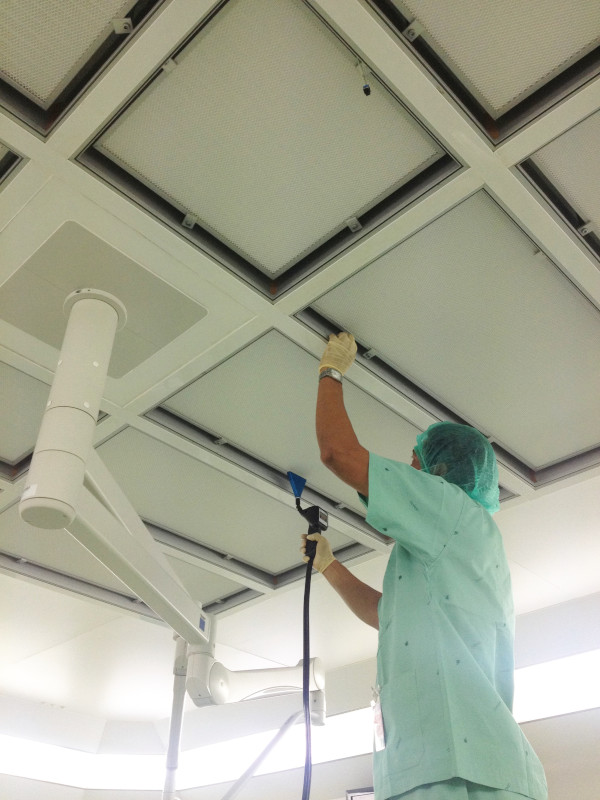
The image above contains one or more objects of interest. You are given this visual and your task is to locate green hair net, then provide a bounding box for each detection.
[413,422,500,514]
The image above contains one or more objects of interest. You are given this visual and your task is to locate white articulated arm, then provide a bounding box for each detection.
[186,646,325,706]
[19,290,210,645]
[20,290,126,529]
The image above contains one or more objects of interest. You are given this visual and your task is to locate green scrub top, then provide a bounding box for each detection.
[362,454,547,800]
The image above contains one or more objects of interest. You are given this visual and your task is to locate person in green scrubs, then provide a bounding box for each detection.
[303,333,547,800]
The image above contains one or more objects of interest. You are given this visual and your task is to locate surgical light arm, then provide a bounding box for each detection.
[18,290,326,705]
[19,289,210,644]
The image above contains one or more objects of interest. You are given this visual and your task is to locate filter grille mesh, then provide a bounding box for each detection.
[0,0,135,106]
[394,0,600,116]
[96,0,443,275]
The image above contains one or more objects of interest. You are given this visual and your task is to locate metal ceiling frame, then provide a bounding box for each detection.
[296,307,600,490]
[518,159,600,262]
[366,0,600,143]
[68,0,463,296]
[0,0,599,634]
[0,0,166,134]
[78,144,458,297]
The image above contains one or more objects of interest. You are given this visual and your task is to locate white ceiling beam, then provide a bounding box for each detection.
[496,75,600,166]
[276,168,483,315]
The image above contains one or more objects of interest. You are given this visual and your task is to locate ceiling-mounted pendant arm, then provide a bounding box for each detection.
[186,645,325,708]
[69,487,209,645]
[19,290,210,646]
[20,289,126,530]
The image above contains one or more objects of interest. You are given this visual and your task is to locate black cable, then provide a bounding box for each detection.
[302,555,314,800]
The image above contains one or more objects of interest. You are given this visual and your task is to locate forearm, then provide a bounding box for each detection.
[321,559,381,630]
[316,377,369,494]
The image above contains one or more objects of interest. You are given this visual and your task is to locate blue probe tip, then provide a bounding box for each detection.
[287,471,307,498]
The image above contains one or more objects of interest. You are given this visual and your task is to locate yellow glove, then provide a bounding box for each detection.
[301,533,336,573]
[319,332,357,375]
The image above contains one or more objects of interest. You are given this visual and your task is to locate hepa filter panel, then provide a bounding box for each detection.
[529,110,600,241]
[162,331,421,515]
[390,0,600,117]
[97,427,352,575]
[0,222,206,378]
[94,0,444,277]
[0,0,136,107]
[312,191,600,470]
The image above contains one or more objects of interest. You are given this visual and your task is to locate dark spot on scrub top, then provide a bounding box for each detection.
[464,738,468,743]
[398,575,403,580]
[445,595,450,600]
[456,660,461,665]
[382,527,388,532]
[385,467,390,471]
[405,641,409,646]
[410,501,418,511]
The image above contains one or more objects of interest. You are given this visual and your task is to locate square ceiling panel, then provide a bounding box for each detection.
[524,110,600,257]
[161,330,421,515]
[0,0,163,131]
[374,0,600,137]
[97,427,352,574]
[311,191,600,471]
[88,0,450,286]
[0,363,49,466]
[0,222,206,378]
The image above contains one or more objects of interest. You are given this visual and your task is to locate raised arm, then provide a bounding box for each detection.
[316,333,369,497]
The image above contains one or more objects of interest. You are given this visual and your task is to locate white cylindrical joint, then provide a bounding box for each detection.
[20,290,127,530]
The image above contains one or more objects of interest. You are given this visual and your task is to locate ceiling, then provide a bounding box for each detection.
[0,1,599,798]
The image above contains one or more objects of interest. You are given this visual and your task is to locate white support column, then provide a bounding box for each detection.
[20,289,126,529]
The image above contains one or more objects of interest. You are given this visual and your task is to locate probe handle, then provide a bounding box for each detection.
[305,526,320,560]
[301,506,328,561]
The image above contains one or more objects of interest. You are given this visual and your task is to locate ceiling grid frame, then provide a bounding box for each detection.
[311,0,600,309]
[1,2,600,795]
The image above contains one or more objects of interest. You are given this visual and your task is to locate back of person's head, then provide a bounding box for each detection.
[413,422,500,514]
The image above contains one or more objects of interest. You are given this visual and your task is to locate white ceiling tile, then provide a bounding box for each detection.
[97,427,352,573]
[0,362,48,464]
[95,0,443,275]
[163,331,421,514]
[393,0,600,116]
[530,110,600,238]
[163,553,244,605]
[312,191,600,469]
[0,0,136,107]
[0,222,207,378]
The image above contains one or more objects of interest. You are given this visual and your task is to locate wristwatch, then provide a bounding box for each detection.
[319,367,343,383]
